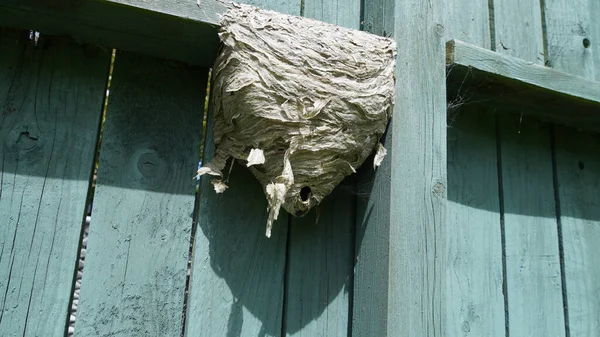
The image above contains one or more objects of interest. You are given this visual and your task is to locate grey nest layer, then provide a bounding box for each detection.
[198,3,397,237]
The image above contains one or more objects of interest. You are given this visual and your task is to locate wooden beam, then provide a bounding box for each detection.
[353,0,448,335]
[0,0,226,67]
[446,39,600,132]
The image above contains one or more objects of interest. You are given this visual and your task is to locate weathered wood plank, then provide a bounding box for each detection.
[446,40,600,132]
[387,2,447,334]
[185,0,300,334]
[239,0,300,15]
[591,0,600,81]
[350,2,393,335]
[282,2,358,336]
[441,2,503,335]
[543,0,594,78]
[361,0,393,37]
[74,52,207,336]
[0,0,225,67]
[354,0,447,335]
[499,116,565,336]
[0,31,108,336]
[185,100,289,337]
[554,127,600,337]
[303,0,360,29]
[446,109,506,337]
[493,0,544,63]
[285,184,355,336]
[443,0,491,48]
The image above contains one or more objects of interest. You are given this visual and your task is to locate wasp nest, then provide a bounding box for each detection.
[197,3,397,237]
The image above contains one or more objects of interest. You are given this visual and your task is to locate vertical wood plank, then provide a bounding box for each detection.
[591,0,600,81]
[555,129,600,337]
[442,3,505,335]
[443,0,491,48]
[351,2,393,335]
[499,117,565,336]
[185,1,300,336]
[303,0,360,29]
[446,109,505,337]
[543,0,594,78]
[361,0,394,37]
[185,95,289,337]
[238,0,300,15]
[74,52,207,336]
[388,1,447,334]
[282,2,359,336]
[0,31,108,336]
[493,6,564,335]
[493,0,545,63]
[285,185,355,336]
[354,0,447,335]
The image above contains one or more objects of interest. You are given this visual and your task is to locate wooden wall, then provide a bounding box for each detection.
[0,0,598,336]
[445,0,600,336]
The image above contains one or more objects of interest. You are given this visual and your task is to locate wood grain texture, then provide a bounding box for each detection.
[555,128,600,337]
[285,184,355,336]
[0,0,225,67]
[388,1,447,333]
[350,2,393,335]
[0,31,108,336]
[443,0,491,48]
[303,0,360,29]
[543,0,594,78]
[591,0,600,81]
[352,129,391,337]
[361,0,393,37]
[446,40,600,133]
[447,109,505,337]
[74,52,207,336]
[185,100,289,337]
[354,0,447,335]
[185,0,299,334]
[282,2,358,336]
[493,0,544,63]
[499,116,565,336]
[238,0,300,15]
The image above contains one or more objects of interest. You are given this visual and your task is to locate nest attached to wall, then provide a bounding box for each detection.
[197,3,397,237]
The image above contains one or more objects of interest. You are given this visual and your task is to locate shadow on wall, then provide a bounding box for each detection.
[190,159,355,336]
[447,104,600,222]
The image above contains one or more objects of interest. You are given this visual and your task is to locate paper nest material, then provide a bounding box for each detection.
[196,3,397,237]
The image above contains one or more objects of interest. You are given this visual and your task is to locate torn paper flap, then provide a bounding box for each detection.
[211,179,229,193]
[373,143,387,169]
[246,148,266,167]
[195,163,224,179]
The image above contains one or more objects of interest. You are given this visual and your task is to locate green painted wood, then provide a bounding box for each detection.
[554,127,600,337]
[354,0,447,335]
[447,109,505,337]
[285,184,355,336]
[446,40,600,133]
[74,52,207,336]
[0,31,108,336]
[282,2,358,336]
[542,0,594,78]
[443,0,491,48]
[237,0,300,15]
[499,116,565,336]
[492,0,544,63]
[303,0,360,29]
[185,97,289,337]
[591,0,600,81]
[350,3,393,335]
[0,0,225,67]
[361,0,394,37]
[387,2,447,334]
